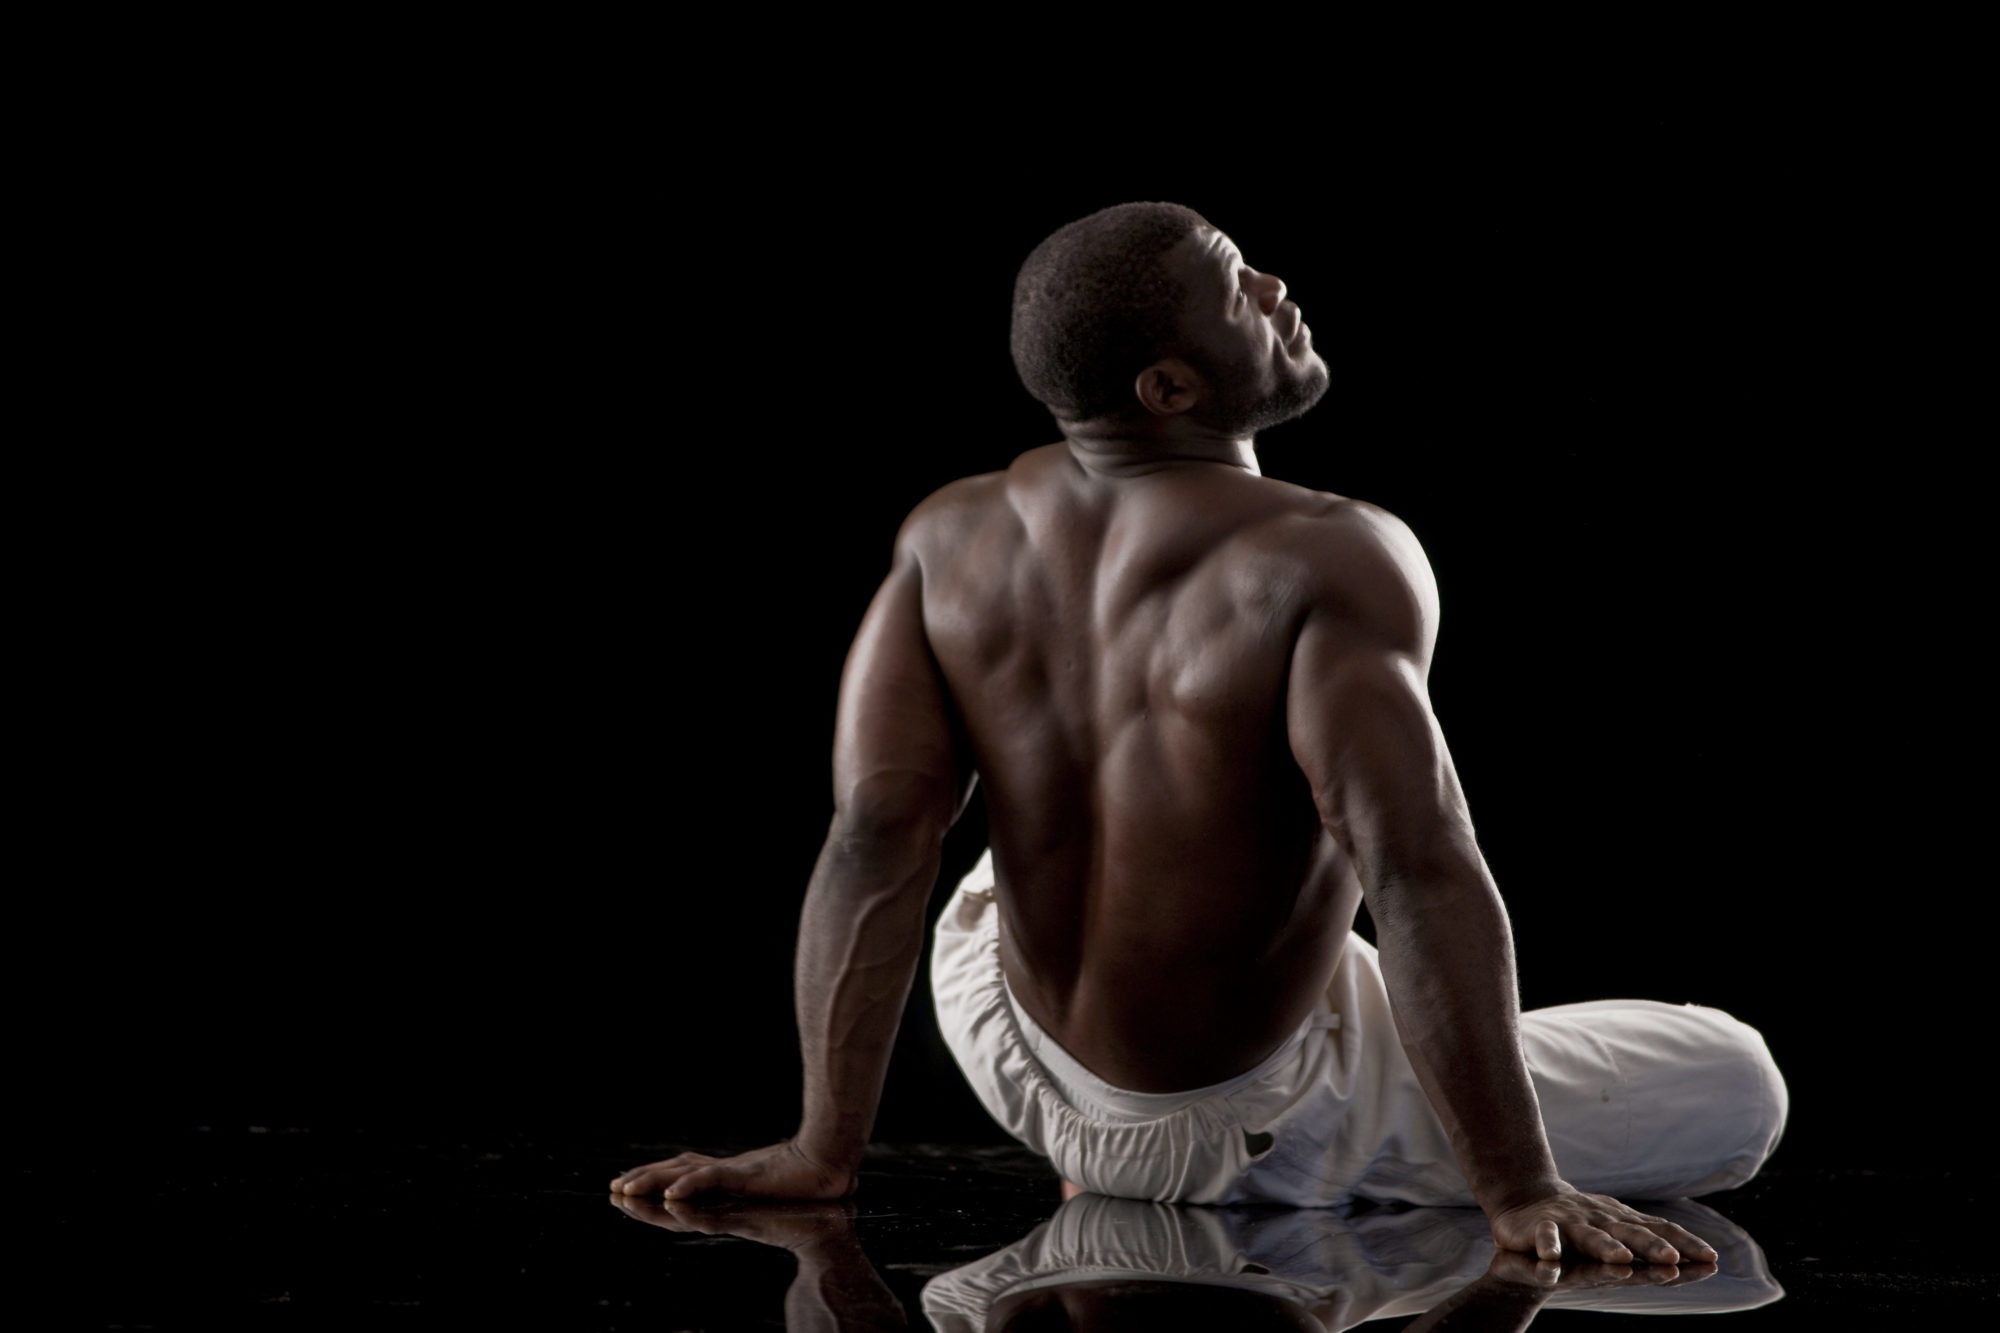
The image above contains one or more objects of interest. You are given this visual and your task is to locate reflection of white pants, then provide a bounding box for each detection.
[922,1195,1783,1331]
[931,854,1789,1206]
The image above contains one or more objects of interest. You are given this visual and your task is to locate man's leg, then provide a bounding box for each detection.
[1520,999,1788,1199]
[1222,940,1787,1207]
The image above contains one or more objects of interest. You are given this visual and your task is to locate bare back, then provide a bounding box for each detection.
[908,443,1368,1091]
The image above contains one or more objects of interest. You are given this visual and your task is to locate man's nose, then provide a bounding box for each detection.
[1247,269,1287,316]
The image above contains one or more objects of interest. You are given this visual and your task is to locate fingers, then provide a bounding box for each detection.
[608,1194,703,1233]
[1601,1220,1682,1265]
[1489,1250,1565,1287]
[1567,1223,1635,1265]
[664,1164,730,1200]
[610,1167,668,1196]
[1602,1209,1716,1266]
[1646,1216,1718,1264]
[610,1153,709,1196]
[1502,1193,1721,1270]
[609,1143,857,1204]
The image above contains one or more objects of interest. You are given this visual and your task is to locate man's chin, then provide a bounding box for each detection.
[1233,372,1330,436]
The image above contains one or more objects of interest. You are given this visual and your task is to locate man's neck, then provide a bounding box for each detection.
[1061,423,1262,478]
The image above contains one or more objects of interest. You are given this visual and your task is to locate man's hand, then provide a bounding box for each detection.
[1488,1186,1718,1266]
[609,1141,857,1201]
[608,1194,858,1249]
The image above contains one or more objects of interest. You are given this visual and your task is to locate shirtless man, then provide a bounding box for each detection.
[613,203,1785,1264]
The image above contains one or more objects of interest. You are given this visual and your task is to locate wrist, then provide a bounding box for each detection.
[791,1130,866,1177]
[1481,1174,1568,1219]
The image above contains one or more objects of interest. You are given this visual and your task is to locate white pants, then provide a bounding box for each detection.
[931,854,1788,1206]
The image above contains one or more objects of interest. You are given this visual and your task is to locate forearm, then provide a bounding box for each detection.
[1401,1274,1547,1333]
[1372,858,1561,1216]
[792,808,945,1172]
[783,1232,910,1331]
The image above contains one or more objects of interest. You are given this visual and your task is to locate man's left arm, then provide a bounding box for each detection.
[1288,505,1717,1265]
[612,531,965,1200]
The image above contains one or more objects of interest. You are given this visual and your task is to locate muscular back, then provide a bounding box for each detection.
[907,444,1378,1091]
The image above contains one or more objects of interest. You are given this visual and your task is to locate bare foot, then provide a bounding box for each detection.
[1061,1179,1086,1202]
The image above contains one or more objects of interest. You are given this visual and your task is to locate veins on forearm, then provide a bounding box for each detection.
[792,827,943,1158]
[1374,871,1557,1207]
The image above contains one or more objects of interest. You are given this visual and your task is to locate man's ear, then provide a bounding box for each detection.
[1133,357,1204,417]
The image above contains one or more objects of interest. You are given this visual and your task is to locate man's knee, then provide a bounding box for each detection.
[1683,1004,1789,1180]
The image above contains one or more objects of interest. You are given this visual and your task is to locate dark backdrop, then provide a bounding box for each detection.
[32,104,1971,1173]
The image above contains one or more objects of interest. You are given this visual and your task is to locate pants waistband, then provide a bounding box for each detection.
[1000,974,1338,1124]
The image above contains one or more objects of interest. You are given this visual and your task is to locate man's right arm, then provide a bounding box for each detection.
[1284,503,1713,1266]
[611,516,968,1201]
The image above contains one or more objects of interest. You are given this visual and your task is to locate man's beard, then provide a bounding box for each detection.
[1201,354,1330,436]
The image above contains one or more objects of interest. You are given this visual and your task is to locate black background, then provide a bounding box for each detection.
[28,95,1974,1175]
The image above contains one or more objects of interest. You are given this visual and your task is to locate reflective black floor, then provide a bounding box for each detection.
[27,1128,1992,1328]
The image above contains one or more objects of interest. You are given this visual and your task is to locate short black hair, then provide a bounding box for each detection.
[1010,202,1211,421]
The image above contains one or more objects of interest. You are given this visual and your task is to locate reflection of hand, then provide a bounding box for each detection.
[609,1141,855,1201]
[608,1195,857,1252]
[611,1194,908,1328]
[1485,1248,1719,1292]
[1403,1244,1720,1332]
[1489,1186,1719,1265]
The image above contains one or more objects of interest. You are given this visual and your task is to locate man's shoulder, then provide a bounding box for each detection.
[895,469,1010,560]
[1303,496,1426,578]
[1240,489,1437,650]
[895,445,1067,554]
[1238,487,1425,582]
[906,467,1011,524]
